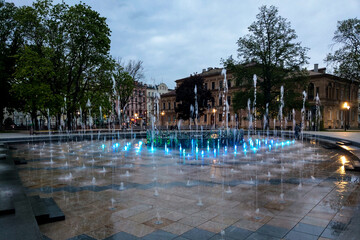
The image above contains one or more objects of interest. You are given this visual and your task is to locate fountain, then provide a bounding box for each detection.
[7,71,358,239]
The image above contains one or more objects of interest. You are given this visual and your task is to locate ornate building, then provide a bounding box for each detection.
[125,81,147,127]
[146,83,170,125]
[159,65,359,130]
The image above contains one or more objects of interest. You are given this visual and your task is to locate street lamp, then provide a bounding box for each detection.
[343,102,350,131]
[212,108,217,128]
[161,111,165,127]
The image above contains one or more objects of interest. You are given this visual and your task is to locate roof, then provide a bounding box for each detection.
[160,90,176,97]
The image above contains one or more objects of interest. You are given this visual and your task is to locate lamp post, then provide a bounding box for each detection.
[161,111,165,128]
[343,102,350,131]
[212,108,217,128]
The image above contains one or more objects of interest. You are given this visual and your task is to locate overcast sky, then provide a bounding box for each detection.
[9,0,360,88]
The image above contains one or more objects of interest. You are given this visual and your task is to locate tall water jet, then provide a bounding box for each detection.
[279,86,284,137]
[221,68,229,133]
[86,99,92,140]
[247,99,252,138]
[301,91,307,139]
[315,93,321,131]
[253,74,257,134]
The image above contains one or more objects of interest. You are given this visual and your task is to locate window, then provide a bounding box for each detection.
[204,83,208,90]
[219,81,223,90]
[174,102,176,109]
[287,112,293,121]
[308,83,314,100]
[219,97,222,106]
[168,102,171,109]
[227,96,231,106]
[316,87,320,97]
[228,80,231,88]
[204,114,207,123]
[163,102,165,110]
[212,82,215,90]
[219,114,222,122]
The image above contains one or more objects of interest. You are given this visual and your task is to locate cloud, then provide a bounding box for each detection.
[8,0,360,88]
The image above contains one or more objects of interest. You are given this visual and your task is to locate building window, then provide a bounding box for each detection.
[219,96,222,106]
[308,83,314,100]
[228,80,231,88]
[219,81,223,90]
[168,102,171,109]
[163,102,165,110]
[204,83,208,90]
[219,114,222,122]
[227,96,231,106]
[287,112,293,121]
[204,114,207,123]
[212,82,215,90]
[316,87,320,97]
[174,102,176,110]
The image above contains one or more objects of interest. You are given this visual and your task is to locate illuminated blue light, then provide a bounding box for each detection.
[101,144,106,149]
[196,146,199,153]
[201,150,204,157]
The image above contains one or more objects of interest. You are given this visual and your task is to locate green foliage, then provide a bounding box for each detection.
[175,74,213,121]
[0,0,22,128]
[225,5,309,118]
[326,18,360,82]
[12,0,114,129]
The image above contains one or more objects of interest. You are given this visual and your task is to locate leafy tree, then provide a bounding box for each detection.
[112,61,135,124]
[13,0,113,130]
[0,0,22,129]
[175,74,213,123]
[326,18,360,82]
[224,5,309,118]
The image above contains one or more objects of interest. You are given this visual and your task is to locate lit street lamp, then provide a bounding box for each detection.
[343,102,350,131]
[161,111,165,127]
[212,108,217,128]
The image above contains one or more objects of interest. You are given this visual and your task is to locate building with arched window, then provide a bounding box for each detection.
[159,64,359,130]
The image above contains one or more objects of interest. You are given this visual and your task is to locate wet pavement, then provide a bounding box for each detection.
[5,137,360,240]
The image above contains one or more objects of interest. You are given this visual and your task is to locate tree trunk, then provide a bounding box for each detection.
[0,107,4,131]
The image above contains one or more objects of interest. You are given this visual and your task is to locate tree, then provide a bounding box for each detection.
[325,18,360,82]
[13,0,114,130]
[224,5,309,118]
[0,0,22,129]
[175,74,213,123]
[112,61,135,125]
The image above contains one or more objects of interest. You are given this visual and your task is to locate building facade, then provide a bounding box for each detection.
[125,81,147,127]
[307,65,359,129]
[146,83,170,125]
[159,65,359,130]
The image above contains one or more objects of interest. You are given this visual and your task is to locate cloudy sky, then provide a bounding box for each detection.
[9,0,360,88]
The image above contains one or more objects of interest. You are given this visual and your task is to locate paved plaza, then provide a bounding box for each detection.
[1,132,360,240]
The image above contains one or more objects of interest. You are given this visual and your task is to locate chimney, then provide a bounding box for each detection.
[314,64,318,72]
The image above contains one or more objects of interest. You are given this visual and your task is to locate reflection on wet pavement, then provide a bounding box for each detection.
[11,138,360,240]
